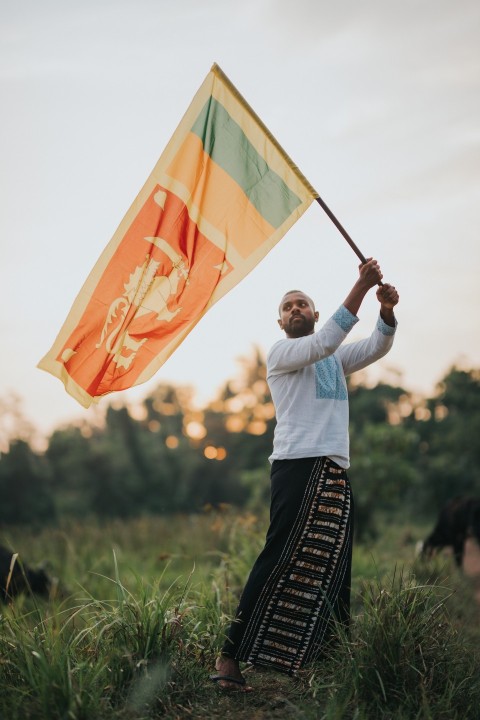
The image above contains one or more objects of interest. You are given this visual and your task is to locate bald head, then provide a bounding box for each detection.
[277,290,319,338]
[278,290,316,317]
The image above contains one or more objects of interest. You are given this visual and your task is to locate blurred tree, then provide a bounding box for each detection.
[2,358,478,529]
[347,381,419,537]
[140,384,205,512]
[46,426,96,516]
[348,381,409,427]
[349,423,421,539]
[414,368,480,510]
[0,440,55,525]
[0,393,37,454]
[94,406,149,517]
[199,347,273,507]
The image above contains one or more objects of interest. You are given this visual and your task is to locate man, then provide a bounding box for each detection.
[211,258,399,690]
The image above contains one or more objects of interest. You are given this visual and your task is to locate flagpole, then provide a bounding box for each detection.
[315,196,367,264]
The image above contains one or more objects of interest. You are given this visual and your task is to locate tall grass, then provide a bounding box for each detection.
[0,600,110,719]
[0,512,260,719]
[1,514,480,719]
[0,567,211,718]
[305,571,480,719]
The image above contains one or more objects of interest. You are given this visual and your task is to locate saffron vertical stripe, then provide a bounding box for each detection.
[166,132,277,258]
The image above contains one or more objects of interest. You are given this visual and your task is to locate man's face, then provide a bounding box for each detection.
[278,291,318,338]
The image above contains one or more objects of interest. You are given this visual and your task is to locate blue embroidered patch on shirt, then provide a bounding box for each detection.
[315,356,347,400]
[377,316,397,336]
[333,306,358,333]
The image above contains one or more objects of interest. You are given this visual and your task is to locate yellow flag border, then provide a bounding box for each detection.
[38,64,318,407]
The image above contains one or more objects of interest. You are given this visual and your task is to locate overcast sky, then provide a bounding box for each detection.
[1,0,479,442]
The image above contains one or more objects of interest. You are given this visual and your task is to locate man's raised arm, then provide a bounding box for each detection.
[342,258,384,317]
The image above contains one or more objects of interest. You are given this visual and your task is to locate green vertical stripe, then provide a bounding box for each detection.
[191,97,302,228]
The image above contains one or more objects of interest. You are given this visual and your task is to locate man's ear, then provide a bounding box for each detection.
[277,318,284,330]
[314,311,319,323]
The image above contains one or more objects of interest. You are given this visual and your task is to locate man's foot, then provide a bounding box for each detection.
[210,656,253,692]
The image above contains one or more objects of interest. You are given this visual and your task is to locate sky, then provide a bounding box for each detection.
[1,0,479,444]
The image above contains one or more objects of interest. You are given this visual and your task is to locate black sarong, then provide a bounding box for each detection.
[221,456,353,675]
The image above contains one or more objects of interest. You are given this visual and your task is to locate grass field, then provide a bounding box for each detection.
[1,510,480,719]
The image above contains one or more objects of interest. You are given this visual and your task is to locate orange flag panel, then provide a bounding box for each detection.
[57,186,231,397]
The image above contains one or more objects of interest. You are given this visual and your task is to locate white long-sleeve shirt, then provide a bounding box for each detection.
[266,305,397,468]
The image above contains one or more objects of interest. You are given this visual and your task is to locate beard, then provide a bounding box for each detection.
[285,314,315,338]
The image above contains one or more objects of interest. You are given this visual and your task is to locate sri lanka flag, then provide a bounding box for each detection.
[38,64,318,408]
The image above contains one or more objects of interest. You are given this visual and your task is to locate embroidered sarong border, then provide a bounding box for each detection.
[236,457,352,674]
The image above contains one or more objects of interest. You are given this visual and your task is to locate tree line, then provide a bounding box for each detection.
[1,352,479,537]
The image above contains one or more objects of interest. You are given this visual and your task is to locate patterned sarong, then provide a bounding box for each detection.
[221,456,353,674]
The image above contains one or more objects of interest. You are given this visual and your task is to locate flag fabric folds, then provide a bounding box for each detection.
[38,63,318,408]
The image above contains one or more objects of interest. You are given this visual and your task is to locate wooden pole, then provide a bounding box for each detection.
[315,195,383,286]
[315,195,367,263]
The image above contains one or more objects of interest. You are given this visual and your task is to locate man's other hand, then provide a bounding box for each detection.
[376,283,399,309]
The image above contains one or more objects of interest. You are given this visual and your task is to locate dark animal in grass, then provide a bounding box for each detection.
[0,545,52,602]
[421,496,480,567]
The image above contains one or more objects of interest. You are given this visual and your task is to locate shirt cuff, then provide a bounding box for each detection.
[333,305,359,333]
[377,314,397,336]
